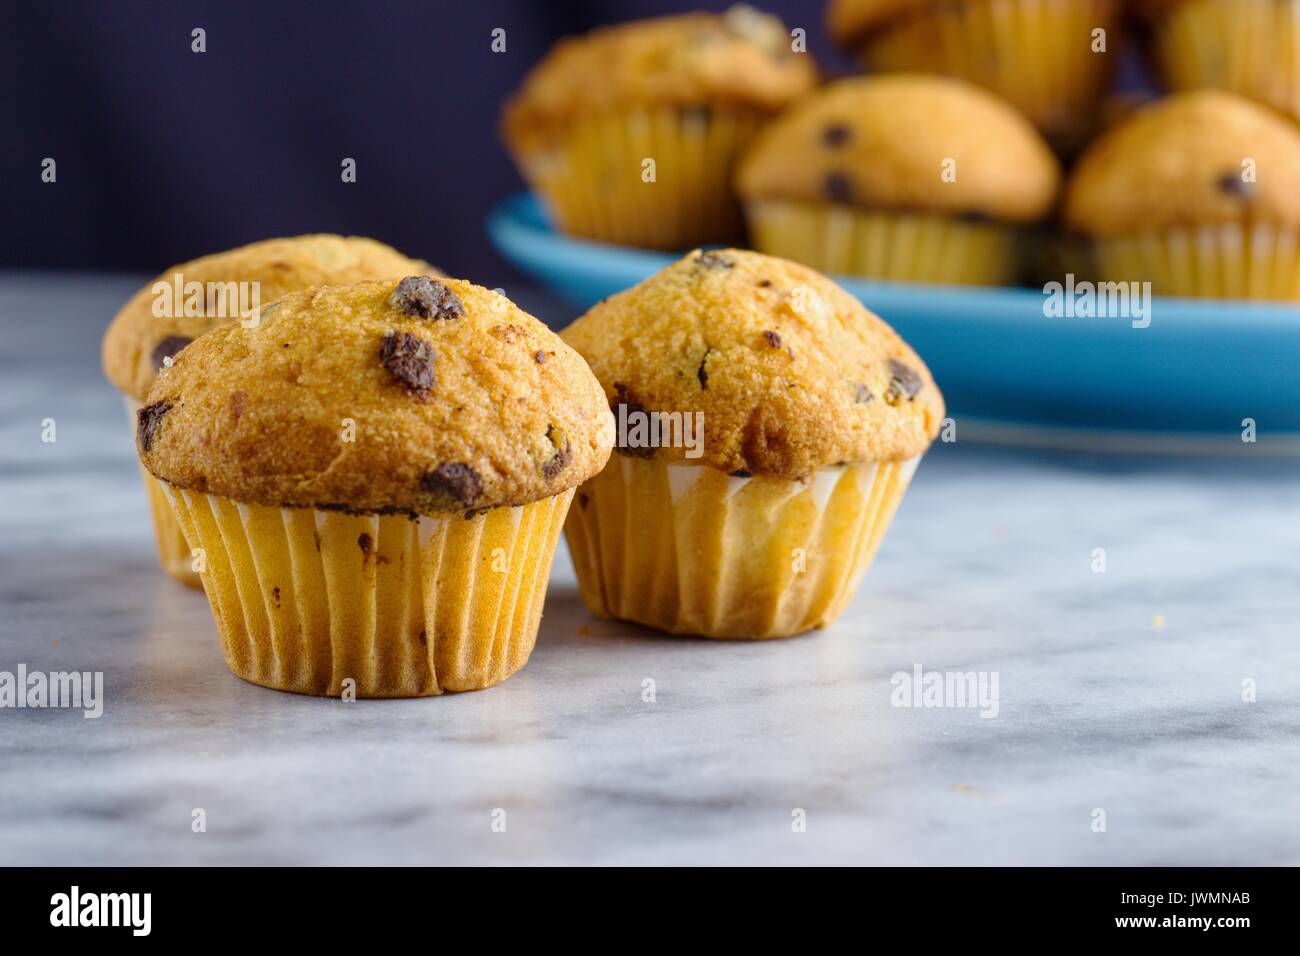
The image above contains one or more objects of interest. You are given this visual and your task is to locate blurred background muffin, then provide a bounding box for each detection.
[137,276,613,696]
[501,4,817,250]
[101,235,437,587]
[1064,90,1300,300]
[826,0,1123,154]
[561,248,942,639]
[1139,0,1300,124]
[736,75,1061,286]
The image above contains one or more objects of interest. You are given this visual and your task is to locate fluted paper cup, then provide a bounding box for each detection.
[160,484,574,696]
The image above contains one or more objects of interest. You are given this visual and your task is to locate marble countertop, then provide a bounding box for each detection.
[1,272,1297,866]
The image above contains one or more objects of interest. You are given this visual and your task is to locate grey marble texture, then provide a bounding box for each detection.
[1,272,1297,866]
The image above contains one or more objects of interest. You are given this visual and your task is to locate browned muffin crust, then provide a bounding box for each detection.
[501,6,817,154]
[138,278,613,514]
[736,75,1061,223]
[1064,90,1300,238]
[561,249,943,479]
[102,234,438,400]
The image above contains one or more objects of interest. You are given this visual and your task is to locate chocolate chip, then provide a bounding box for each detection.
[390,276,464,321]
[697,350,711,389]
[136,401,172,452]
[824,172,853,203]
[379,331,436,395]
[757,279,772,288]
[822,123,851,148]
[1216,172,1252,199]
[762,330,782,348]
[694,250,734,270]
[358,533,372,554]
[884,358,924,405]
[854,383,874,404]
[151,335,192,369]
[421,462,482,506]
[534,350,547,364]
[730,469,752,478]
[542,425,572,479]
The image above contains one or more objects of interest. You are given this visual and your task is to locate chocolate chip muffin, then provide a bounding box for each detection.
[827,0,1122,153]
[1140,0,1300,126]
[137,276,613,696]
[560,248,943,639]
[1064,90,1300,299]
[735,75,1060,286]
[501,5,817,249]
[102,234,436,587]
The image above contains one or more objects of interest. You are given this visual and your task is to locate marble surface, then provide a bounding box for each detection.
[1,272,1298,866]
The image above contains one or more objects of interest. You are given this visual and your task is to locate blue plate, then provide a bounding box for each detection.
[488,192,1300,439]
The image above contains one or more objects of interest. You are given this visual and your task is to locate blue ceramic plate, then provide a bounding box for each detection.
[488,193,1300,443]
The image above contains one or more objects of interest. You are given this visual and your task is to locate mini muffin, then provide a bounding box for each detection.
[1140,0,1300,125]
[1064,91,1300,299]
[103,235,436,587]
[501,5,817,250]
[561,249,943,640]
[827,0,1122,153]
[736,75,1061,286]
[136,276,613,696]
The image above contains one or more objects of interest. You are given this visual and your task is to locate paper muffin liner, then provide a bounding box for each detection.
[744,200,1018,286]
[564,455,920,640]
[1154,0,1300,122]
[858,0,1120,151]
[158,484,574,697]
[1091,223,1300,300]
[513,106,767,249]
[123,397,202,587]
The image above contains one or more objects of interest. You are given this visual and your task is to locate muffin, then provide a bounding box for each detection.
[735,75,1061,286]
[1141,0,1300,124]
[136,276,613,696]
[501,5,817,249]
[560,249,943,640]
[1064,90,1300,299]
[102,235,436,587]
[826,0,1122,153]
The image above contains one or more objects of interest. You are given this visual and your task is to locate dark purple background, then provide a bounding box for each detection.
[4,0,858,281]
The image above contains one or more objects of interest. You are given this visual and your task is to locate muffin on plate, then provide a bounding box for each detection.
[102,235,436,587]
[561,249,943,640]
[1064,90,1300,300]
[136,276,613,696]
[826,0,1122,153]
[501,5,817,250]
[1140,0,1300,124]
[735,75,1060,286]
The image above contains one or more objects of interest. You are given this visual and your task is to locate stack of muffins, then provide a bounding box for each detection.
[500,2,1300,302]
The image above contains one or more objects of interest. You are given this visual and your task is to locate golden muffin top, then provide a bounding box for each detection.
[1064,91,1300,238]
[501,6,817,154]
[826,0,941,46]
[735,75,1061,223]
[103,234,437,401]
[137,277,614,515]
[560,249,943,479]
